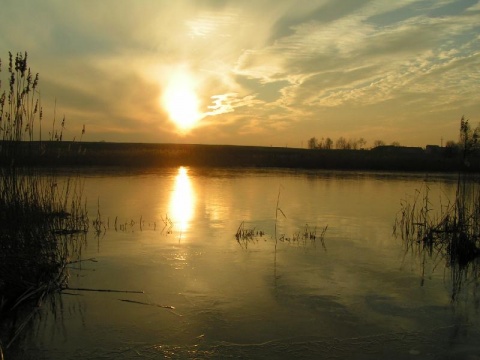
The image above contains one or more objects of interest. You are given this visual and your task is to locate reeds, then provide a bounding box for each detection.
[277,223,328,251]
[235,221,266,249]
[395,176,480,261]
[394,165,480,301]
[395,117,480,272]
[235,185,328,251]
[0,52,89,349]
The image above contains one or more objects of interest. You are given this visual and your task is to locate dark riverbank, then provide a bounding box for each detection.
[0,141,475,172]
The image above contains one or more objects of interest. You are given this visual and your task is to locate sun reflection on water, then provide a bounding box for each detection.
[169,167,195,234]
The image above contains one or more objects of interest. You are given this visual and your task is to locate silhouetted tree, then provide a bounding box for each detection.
[348,138,367,150]
[308,136,334,150]
[336,137,349,149]
[324,137,333,150]
[335,137,366,150]
[357,138,367,149]
[373,140,385,147]
[307,137,318,149]
[445,140,459,156]
[348,139,358,150]
[459,115,479,160]
[445,140,457,148]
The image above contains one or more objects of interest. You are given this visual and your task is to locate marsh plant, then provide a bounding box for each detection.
[235,186,328,251]
[277,223,328,251]
[0,52,89,350]
[235,221,266,249]
[394,176,480,302]
[394,117,480,301]
[395,179,479,255]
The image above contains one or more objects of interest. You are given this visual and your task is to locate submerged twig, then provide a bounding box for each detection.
[67,257,98,265]
[63,287,144,294]
[318,225,328,251]
[118,299,175,309]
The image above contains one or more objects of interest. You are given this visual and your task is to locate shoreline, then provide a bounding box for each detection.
[0,141,475,173]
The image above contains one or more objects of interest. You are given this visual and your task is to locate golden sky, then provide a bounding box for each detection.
[1,0,479,147]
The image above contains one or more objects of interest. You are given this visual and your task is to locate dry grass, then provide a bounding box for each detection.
[394,118,480,274]
[0,51,89,350]
[394,173,480,302]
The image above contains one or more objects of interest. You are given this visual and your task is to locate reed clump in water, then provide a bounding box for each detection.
[0,52,88,349]
[278,223,328,251]
[235,186,328,251]
[394,117,480,302]
[394,177,480,266]
[0,175,88,308]
[394,117,480,268]
[235,221,266,249]
[394,175,480,302]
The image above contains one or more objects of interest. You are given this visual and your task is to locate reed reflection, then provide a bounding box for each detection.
[169,166,195,234]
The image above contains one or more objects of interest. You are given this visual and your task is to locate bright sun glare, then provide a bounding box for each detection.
[162,70,201,132]
[170,166,195,233]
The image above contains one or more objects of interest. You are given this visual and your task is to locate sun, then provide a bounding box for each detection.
[162,70,202,132]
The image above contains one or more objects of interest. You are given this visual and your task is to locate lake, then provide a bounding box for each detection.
[5,167,480,359]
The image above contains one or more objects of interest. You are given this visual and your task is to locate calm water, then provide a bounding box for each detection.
[7,167,480,359]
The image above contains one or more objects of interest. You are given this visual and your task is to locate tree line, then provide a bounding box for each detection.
[307,137,400,150]
[307,117,478,151]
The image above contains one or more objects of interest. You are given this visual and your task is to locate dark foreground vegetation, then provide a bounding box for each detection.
[395,117,480,301]
[0,52,89,355]
[1,140,478,172]
[395,171,480,302]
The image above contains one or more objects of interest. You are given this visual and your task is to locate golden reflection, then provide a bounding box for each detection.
[169,167,195,234]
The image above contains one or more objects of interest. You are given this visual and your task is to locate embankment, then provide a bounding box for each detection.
[0,141,474,172]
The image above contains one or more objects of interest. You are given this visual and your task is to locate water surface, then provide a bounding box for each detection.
[8,167,480,359]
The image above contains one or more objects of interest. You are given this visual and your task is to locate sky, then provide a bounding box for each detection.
[0,0,479,148]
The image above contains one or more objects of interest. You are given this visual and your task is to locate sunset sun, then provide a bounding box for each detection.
[162,70,202,132]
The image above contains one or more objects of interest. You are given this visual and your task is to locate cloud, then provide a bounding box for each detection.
[0,0,478,146]
[466,1,480,11]
[235,3,479,115]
